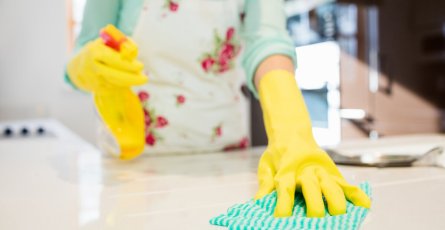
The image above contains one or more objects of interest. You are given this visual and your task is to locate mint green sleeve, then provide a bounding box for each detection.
[241,0,297,98]
[65,0,144,88]
[74,0,121,51]
[65,0,121,87]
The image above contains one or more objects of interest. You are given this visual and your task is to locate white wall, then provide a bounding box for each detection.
[0,0,96,143]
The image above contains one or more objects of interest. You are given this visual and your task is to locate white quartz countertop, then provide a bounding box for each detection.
[1,120,445,229]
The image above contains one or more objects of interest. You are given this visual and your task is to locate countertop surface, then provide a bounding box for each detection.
[1,120,445,230]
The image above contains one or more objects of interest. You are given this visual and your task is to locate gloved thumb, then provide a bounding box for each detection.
[255,151,275,199]
[334,177,371,208]
[273,173,296,217]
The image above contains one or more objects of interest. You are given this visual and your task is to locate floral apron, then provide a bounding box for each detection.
[126,0,249,154]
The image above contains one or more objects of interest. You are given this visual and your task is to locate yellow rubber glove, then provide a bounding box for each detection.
[256,70,371,218]
[66,29,147,92]
[93,87,146,160]
[67,25,148,160]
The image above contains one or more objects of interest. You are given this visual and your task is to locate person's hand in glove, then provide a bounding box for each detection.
[67,25,148,160]
[66,26,147,92]
[254,56,371,218]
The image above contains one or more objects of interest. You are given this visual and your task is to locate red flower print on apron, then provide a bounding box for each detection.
[138,90,169,146]
[199,27,241,74]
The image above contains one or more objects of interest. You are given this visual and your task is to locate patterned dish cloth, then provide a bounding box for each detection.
[210,183,371,230]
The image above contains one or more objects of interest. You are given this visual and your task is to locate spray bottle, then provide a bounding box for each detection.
[94,25,146,160]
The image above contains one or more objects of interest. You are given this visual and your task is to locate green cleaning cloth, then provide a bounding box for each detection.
[210,183,371,230]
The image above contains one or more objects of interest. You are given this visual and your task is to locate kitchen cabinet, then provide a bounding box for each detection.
[339,0,444,140]
[251,0,445,145]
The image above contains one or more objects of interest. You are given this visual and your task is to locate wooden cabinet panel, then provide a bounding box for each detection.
[414,0,445,27]
[374,81,442,135]
[374,0,442,135]
[341,120,369,139]
[339,0,443,140]
[340,50,371,113]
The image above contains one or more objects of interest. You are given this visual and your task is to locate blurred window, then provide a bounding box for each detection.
[67,0,87,51]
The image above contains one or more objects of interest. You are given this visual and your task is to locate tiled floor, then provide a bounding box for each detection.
[1,120,445,229]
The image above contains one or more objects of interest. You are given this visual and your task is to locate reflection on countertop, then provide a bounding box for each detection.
[1,120,445,229]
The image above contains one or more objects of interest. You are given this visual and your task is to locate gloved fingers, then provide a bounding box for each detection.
[69,67,99,92]
[123,90,146,124]
[300,172,325,217]
[120,38,139,60]
[94,62,148,87]
[91,40,144,73]
[94,90,145,161]
[255,151,275,200]
[317,169,346,216]
[273,173,296,217]
[334,177,371,209]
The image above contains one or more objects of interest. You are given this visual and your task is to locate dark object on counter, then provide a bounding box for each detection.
[37,127,45,135]
[326,147,443,167]
[20,127,29,136]
[3,127,13,137]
